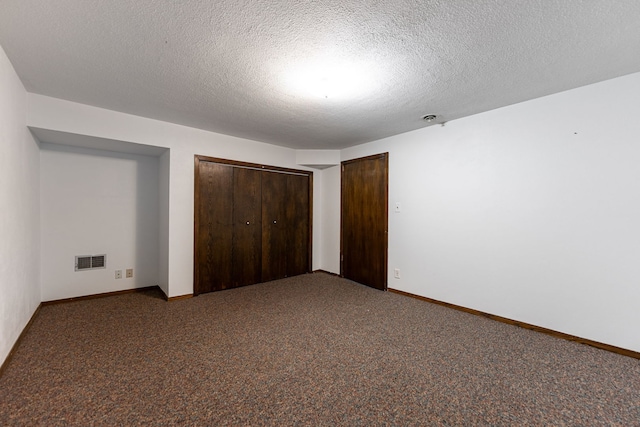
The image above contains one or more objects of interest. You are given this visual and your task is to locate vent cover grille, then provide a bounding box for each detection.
[75,255,107,271]
[91,255,105,268]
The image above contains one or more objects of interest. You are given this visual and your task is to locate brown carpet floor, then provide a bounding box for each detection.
[1,272,639,426]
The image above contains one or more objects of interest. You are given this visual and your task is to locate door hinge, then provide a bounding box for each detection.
[340,254,344,261]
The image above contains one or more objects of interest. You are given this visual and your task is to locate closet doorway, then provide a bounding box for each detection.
[194,156,312,295]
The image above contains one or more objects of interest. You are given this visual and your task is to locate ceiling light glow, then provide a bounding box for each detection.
[283,58,380,101]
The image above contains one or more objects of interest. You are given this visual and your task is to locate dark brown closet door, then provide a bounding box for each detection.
[195,162,233,294]
[286,173,310,277]
[341,153,388,291]
[195,155,313,295]
[232,168,262,287]
[261,171,288,282]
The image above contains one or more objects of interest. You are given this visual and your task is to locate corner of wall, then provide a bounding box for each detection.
[0,43,41,364]
[158,149,171,297]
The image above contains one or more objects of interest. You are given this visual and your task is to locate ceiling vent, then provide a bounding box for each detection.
[75,255,106,271]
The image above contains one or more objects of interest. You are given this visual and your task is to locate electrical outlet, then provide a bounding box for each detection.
[115,270,122,279]
[126,268,133,278]
[394,268,401,279]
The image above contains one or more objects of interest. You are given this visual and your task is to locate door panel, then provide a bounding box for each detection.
[341,153,388,290]
[261,171,288,282]
[286,173,310,277]
[195,162,233,294]
[232,167,262,287]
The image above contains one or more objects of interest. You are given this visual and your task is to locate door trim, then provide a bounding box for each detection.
[195,155,312,175]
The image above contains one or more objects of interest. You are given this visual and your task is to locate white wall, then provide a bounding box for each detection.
[158,149,170,296]
[40,143,160,301]
[317,166,341,273]
[339,72,640,352]
[0,45,41,364]
[27,95,318,297]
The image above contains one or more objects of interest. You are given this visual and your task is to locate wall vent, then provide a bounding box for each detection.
[75,255,107,271]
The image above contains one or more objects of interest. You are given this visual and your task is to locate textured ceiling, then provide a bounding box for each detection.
[1,1,640,149]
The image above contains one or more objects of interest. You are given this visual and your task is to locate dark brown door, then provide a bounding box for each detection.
[341,153,388,290]
[232,167,263,288]
[286,173,311,277]
[194,162,233,294]
[261,171,288,282]
[194,156,313,295]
